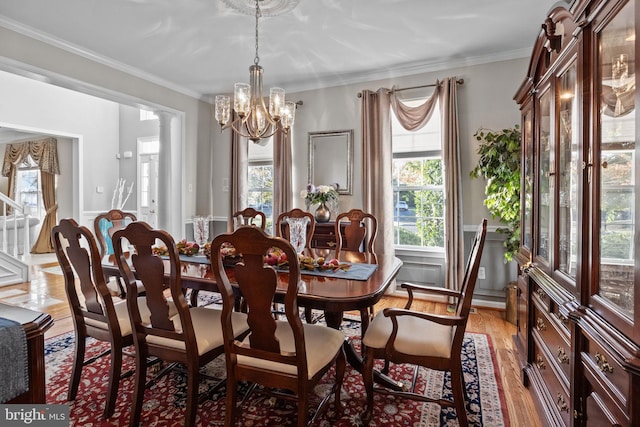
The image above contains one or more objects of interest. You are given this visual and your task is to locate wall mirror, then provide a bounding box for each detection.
[308,129,353,195]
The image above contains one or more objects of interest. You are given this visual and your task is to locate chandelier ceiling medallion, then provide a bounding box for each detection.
[215,0,299,143]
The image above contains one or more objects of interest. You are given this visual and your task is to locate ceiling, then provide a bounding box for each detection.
[0,0,564,101]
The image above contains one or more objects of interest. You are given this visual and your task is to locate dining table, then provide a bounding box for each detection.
[102,248,404,389]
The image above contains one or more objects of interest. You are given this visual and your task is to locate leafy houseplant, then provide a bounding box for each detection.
[470,126,521,262]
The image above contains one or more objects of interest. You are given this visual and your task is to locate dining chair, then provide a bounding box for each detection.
[94,209,137,258]
[334,208,378,325]
[231,207,266,230]
[210,226,346,427]
[275,208,315,249]
[94,209,138,297]
[361,218,487,427]
[334,208,378,255]
[51,218,144,419]
[112,221,250,427]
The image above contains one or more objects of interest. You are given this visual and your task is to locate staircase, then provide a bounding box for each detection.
[0,193,34,286]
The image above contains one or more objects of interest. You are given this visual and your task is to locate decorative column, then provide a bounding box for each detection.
[156,111,173,232]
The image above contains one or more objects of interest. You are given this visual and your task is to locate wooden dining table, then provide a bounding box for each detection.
[102,248,403,388]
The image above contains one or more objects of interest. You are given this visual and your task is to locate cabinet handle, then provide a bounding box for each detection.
[327,241,336,248]
[536,317,546,332]
[556,312,568,324]
[536,289,547,300]
[535,355,546,370]
[557,393,569,413]
[595,352,614,374]
[557,347,569,364]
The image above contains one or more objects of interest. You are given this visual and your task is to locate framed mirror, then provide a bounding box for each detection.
[308,129,353,195]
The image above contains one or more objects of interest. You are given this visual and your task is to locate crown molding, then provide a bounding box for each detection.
[0,16,203,100]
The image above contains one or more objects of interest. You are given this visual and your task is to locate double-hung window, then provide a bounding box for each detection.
[392,98,445,249]
[247,141,274,232]
[15,156,43,219]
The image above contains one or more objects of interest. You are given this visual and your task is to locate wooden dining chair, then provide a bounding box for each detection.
[275,208,315,249]
[210,226,346,427]
[361,219,487,427]
[94,209,137,258]
[334,208,379,324]
[231,207,266,230]
[52,218,143,419]
[334,208,378,255]
[112,221,250,427]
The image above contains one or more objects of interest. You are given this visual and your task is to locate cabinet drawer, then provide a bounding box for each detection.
[532,302,571,384]
[585,391,624,426]
[532,336,571,426]
[581,337,628,411]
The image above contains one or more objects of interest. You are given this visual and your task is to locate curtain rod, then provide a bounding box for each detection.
[356,78,464,98]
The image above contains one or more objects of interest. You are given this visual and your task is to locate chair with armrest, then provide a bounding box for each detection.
[210,226,346,427]
[361,218,487,427]
[52,218,142,419]
[232,207,266,230]
[112,221,250,427]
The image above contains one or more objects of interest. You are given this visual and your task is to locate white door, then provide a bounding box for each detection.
[138,153,159,228]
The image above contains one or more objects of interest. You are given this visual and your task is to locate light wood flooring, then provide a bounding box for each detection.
[0,259,541,427]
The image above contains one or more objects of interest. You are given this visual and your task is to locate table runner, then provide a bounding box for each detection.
[0,317,28,402]
[169,255,379,281]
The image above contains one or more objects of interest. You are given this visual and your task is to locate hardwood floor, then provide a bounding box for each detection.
[0,259,541,426]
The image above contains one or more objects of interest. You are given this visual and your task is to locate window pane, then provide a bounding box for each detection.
[248,164,274,232]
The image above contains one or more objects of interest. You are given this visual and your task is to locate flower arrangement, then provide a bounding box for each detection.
[300,183,339,205]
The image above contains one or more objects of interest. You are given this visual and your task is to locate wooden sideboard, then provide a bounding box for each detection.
[310,222,360,250]
[1,303,54,403]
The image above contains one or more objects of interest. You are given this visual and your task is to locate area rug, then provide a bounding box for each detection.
[44,319,509,426]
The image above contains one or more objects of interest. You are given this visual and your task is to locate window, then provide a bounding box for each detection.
[15,156,44,219]
[392,98,444,249]
[247,141,274,232]
[139,109,158,121]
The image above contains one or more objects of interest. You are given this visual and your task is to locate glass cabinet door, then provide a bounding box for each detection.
[522,104,534,253]
[596,0,635,320]
[537,89,553,265]
[557,62,579,280]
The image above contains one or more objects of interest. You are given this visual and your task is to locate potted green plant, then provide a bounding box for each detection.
[470,125,521,262]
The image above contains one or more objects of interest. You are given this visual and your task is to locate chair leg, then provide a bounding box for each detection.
[68,331,86,401]
[361,349,375,426]
[297,383,309,427]
[184,363,199,427]
[224,375,237,427]
[128,347,148,427]
[450,364,469,427]
[103,343,122,418]
[334,347,346,415]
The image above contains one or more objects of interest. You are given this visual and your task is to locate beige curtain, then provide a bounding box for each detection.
[371,77,463,290]
[229,113,249,232]
[31,172,57,253]
[1,137,60,253]
[440,77,464,291]
[272,129,292,223]
[361,88,394,255]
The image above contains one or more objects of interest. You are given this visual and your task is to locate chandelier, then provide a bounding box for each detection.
[215,0,297,143]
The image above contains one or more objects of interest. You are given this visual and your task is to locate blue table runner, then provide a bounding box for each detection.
[0,317,28,402]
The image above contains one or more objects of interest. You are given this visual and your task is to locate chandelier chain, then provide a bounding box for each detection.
[254,0,261,65]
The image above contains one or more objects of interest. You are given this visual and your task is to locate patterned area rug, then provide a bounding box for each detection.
[45,314,509,426]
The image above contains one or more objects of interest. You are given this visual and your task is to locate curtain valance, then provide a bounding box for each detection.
[2,137,60,176]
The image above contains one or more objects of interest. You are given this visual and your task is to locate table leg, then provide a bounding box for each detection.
[324,309,403,392]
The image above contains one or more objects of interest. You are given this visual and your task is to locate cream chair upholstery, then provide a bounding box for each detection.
[113,221,249,427]
[210,226,346,427]
[361,219,487,427]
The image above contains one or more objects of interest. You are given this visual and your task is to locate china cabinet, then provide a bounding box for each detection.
[514,0,640,425]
